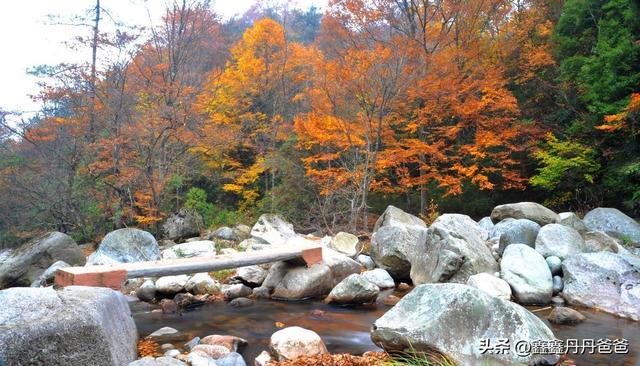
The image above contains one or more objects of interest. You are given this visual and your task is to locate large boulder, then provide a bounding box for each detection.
[558,212,588,233]
[487,218,516,243]
[324,273,379,305]
[0,232,85,288]
[163,208,204,241]
[413,214,497,284]
[562,252,640,320]
[161,241,216,259]
[87,228,160,265]
[269,326,328,362]
[268,248,361,300]
[0,286,137,365]
[328,232,362,257]
[466,273,512,301]
[250,214,296,246]
[583,230,621,253]
[477,217,494,233]
[370,206,428,279]
[497,219,540,255]
[583,207,640,244]
[490,202,559,226]
[500,244,553,304]
[534,223,586,259]
[371,283,559,366]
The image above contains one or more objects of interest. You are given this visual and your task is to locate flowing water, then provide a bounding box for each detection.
[131,293,640,366]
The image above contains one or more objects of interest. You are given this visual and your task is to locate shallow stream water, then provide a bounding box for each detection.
[131,294,640,366]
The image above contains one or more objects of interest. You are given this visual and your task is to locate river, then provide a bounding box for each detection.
[131,292,640,366]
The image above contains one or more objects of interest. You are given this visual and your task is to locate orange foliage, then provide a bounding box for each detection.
[598,93,640,133]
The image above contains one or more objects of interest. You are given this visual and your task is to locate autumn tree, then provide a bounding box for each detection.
[295,0,531,223]
[197,17,315,211]
[294,10,415,231]
[86,0,223,228]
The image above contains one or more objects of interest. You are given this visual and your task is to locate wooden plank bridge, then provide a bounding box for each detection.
[54,245,323,289]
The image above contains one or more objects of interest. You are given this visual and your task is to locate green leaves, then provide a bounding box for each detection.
[530,133,601,207]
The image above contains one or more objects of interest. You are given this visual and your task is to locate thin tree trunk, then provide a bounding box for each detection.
[88,0,100,141]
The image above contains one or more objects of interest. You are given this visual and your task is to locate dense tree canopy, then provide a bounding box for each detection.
[0,0,638,247]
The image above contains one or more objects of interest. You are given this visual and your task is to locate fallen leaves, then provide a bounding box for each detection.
[268,352,391,366]
[137,338,161,358]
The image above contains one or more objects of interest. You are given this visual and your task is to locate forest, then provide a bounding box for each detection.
[0,0,638,248]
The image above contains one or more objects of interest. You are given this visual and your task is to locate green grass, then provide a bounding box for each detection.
[209,269,235,282]
[381,350,458,366]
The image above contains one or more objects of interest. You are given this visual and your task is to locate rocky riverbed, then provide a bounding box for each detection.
[1,202,639,365]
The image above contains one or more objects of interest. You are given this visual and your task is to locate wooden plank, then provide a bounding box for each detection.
[54,245,323,288]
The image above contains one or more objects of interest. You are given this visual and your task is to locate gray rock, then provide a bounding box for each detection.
[487,218,516,242]
[148,327,179,340]
[184,273,220,295]
[547,307,586,325]
[250,214,296,246]
[356,254,375,270]
[551,296,565,306]
[497,219,540,255]
[129,357,186,366]
[156,275,189,295]
[162,241,216,260]
[466,272,512,301]
[229,297,254,308]
[136,279,157,302]
[500,244,553,304]
[30,260,70,287]
[583,230,621,253]
[0,286,137,365]
[545,256,562,276]
[370,206,428,279]
[0,232,85,288]
[583,207,640,244]
[222,284,252,300]
[552,276,563,295]
[217,352,246,366]
[187,351,220,365]
[254,350,272,366]
[163,208,204,241]
[562,252,640,320]
[371,283,559,366]
[252,286,270,299]
[200,334,247,352]
[329,232,362,257]
[477,216,494,233]
[269,326,328,361]
[233,265,268,287]
[414,214,497,284]
[0,249,12,264]
[238,237,270,251]
[535,223,586,259]
[87,228,160,265]
[210,227,237,241]
[558,212,588,233]
[491,202,559,226]
[362,268,395,289]
[233,225,252,241]
[270,248,361,300]
[324,273,379,305]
